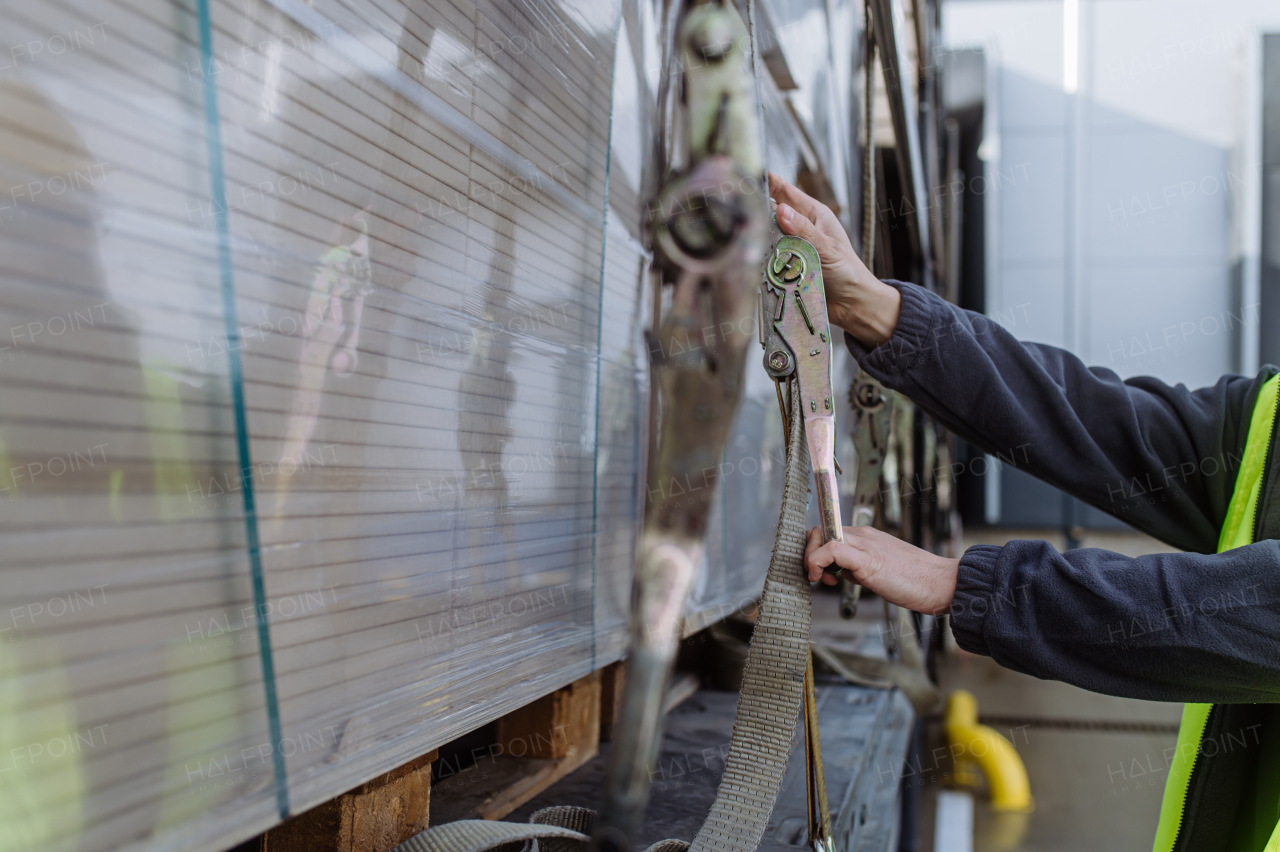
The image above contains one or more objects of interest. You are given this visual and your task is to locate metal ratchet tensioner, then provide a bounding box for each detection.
[839,373,896,618]
[762,236,844,559]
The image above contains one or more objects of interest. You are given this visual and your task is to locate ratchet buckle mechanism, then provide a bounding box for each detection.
[761,236,844,561]
[839,372,896,618]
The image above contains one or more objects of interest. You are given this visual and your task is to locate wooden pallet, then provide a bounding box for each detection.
[256,667,606,852]
[262,750,438,852]
[431,669,603,822]
[599,660,626,742]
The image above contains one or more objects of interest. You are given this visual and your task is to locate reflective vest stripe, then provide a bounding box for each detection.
[1220,376,1280,554]
[1151,373,1280,852]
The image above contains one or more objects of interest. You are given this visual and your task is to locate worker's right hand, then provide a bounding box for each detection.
[768,173,902,349]
[804,524,960,617]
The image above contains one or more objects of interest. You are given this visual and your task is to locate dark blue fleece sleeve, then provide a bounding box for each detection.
[950,540,1280,703]
[845,281,1269,555]
[844,281,1280,700]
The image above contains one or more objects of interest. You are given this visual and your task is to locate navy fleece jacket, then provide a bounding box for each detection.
[845,280,1280,704]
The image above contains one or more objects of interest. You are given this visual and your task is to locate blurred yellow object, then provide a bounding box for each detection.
[944,689,1035,813]
[982,812,1032,852]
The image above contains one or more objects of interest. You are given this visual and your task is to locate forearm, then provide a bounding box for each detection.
[950,539,1280,703]
[843,280,1260,553]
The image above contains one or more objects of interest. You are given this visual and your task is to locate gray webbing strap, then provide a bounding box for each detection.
[395,816,589,852]
[396,387,812,852]
[686,381,812,852]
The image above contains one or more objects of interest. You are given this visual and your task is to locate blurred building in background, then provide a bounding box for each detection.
[941,0,1280,532]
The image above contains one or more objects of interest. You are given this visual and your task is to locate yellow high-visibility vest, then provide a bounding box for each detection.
[1152,373,1280,852]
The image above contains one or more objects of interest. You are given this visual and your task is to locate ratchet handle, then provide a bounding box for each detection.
[805,415,844,573]
[815,468,844,574]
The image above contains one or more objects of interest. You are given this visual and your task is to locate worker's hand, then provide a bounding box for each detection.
[804,525,960,617]
[767,172,901,348]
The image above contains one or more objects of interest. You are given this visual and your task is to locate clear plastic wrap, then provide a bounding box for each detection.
[0,1,861,851]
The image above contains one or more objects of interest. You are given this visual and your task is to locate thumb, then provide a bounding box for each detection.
[806,539,857,581]
[776,203,832,256]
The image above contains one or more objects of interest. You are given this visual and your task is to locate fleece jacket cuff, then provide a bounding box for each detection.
[948,544,1003,657]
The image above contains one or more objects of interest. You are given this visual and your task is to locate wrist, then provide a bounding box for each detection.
[830,272,901,348]
[930,556,961,616]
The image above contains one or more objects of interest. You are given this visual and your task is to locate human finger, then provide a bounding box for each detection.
[804,526,825,582]
[768,172,827,225]
[805,539,853,580]
[777,202,831,252]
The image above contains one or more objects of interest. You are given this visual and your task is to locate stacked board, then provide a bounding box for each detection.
[0,1,864,852]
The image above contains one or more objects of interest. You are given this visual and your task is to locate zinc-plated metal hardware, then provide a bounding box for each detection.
[794,289,816,333]
[840,372,896,619]
[762,235,844,562]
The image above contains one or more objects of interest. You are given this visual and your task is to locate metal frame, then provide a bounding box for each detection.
[868,0,932,286]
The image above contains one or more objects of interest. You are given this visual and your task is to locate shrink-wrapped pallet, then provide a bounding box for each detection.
[0,1,859,851]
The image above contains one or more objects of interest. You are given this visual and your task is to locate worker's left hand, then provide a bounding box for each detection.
[768,172,900,348]
[804,525,960,616]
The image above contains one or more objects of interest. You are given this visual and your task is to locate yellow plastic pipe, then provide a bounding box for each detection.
[944,690,1034,813]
